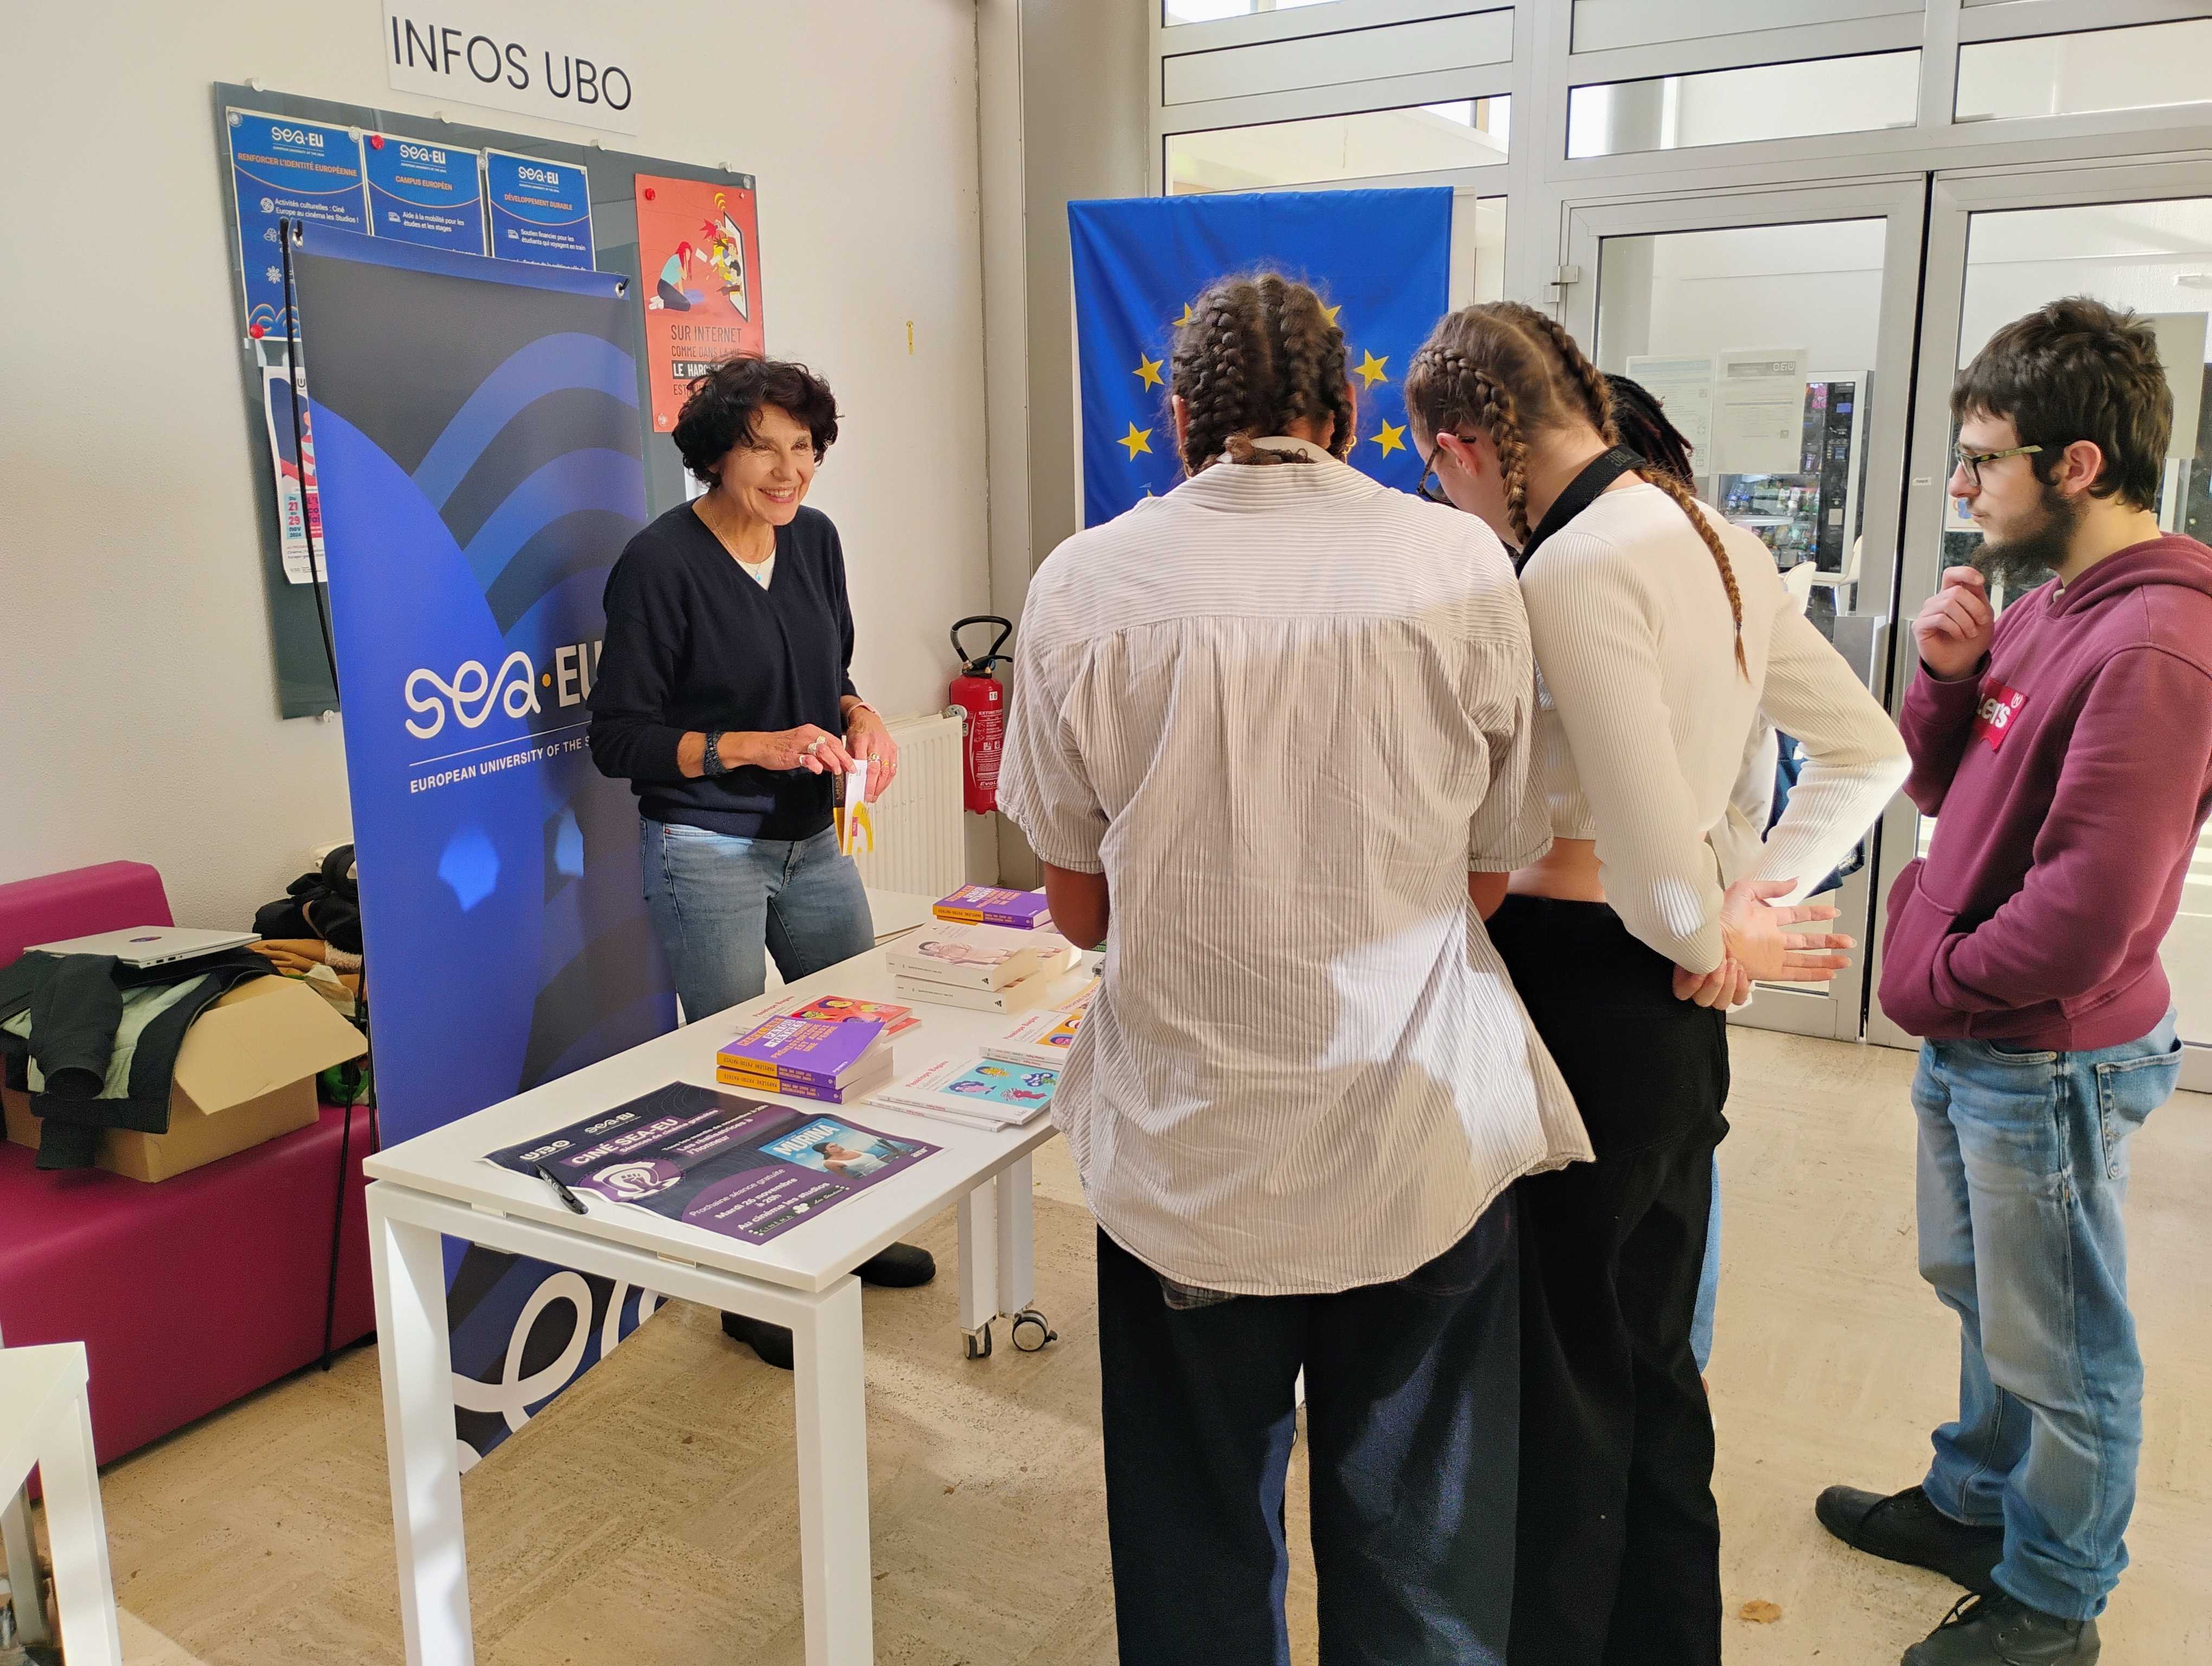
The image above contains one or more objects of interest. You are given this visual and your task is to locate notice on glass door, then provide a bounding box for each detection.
[1625,355,1716,457]
[1714,348,1807,476]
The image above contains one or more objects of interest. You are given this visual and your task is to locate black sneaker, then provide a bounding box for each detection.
[1817,1484,2004,1594]
[1902,1592,2099,1665]
[857,1241,937,1287]
[720,1311,794,1370]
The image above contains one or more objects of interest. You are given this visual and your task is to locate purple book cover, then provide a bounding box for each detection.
[935,885,1054,928]
[487,1082,937,1245]
[717,1014,886,1086]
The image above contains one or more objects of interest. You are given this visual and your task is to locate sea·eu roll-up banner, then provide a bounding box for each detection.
[293,226,674,1466]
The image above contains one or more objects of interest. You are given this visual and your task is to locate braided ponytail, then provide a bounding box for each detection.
[1519,304,1746,673]
[1470,362,1533,547]
[1519,305,1619,446]
[1641,469,1748,674]
[1174,289,1265,475]
[1170,272,1351,474]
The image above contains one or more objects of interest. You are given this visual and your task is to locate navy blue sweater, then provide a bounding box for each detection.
[589,502,858,839]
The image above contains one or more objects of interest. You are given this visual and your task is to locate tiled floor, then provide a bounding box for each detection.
[27,1028,2212,1663]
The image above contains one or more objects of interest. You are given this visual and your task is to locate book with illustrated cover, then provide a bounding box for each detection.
[869,1056,1060,1130]
[933,885,1054,930]
[886,921,1078,991]
[717,1014,889,1088]
[776,994,919,1037]
[484,1082,936,1244]
[982,982,1096,1068]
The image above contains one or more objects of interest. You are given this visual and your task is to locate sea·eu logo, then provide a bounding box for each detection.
[403,639,603,740]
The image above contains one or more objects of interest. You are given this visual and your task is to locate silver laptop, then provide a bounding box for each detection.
[28,926,260,968]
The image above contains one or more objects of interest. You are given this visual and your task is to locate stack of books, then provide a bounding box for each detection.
[716,1013,894,1104]
[983,979,1096,1068]
[870,1055,1061,1131]
[933,885,1055,931]
[888,921,1081,1013]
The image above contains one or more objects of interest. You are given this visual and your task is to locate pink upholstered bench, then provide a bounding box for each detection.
[0,863,375,1470]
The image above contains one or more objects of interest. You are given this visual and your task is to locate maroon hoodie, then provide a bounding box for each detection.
[1881,534,2212,1049]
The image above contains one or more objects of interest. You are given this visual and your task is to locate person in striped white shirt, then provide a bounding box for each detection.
[1405,302,1909,1666]
[998,272,1586,1665]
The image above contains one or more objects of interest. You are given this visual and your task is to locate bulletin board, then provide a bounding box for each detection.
[211,82,764,717]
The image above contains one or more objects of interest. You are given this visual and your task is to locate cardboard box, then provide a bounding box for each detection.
[2,976,368,1182]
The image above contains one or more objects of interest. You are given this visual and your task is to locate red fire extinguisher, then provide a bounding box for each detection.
[947,616,1013,814]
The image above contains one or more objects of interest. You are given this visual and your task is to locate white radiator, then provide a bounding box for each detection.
[850,713,967,899]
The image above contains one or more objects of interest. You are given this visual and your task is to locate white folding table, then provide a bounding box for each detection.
[0,1341,121,1665]
[364,946,1082,1666]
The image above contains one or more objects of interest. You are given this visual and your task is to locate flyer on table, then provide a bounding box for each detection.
[362,132,487,255]
[486,1082,936,1244]
[634,173,766,430]
[485,150,595,270]
[227,110,368,338]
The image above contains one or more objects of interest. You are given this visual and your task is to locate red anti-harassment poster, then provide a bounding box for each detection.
[634,174,766,431]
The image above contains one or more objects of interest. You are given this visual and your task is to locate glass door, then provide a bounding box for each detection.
[1869,159,2212,1092]
[1562,181,1928,1041]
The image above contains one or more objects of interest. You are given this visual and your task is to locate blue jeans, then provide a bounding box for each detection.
[1913,1013,2181,1620]
[639,820,874,1024]
[1690,1162,1720,1372]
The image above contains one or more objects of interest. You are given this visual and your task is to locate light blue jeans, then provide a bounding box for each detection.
[640,820,874,1024]
[1913,1013,2181,1621]
[1690,1164,1720,1372]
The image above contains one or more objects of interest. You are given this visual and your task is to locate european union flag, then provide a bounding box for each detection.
[1070,188,1454,527]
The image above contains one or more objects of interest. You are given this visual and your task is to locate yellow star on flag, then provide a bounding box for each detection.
[1134,354,1165,389]
[1372,419,1407,458]
[1322,304,1343,326]
[1119,421,1154,460]
[1174,303,1200,329]
[1354,350,1389,389]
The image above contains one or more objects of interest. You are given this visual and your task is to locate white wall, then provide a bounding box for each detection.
[0,0,992,926]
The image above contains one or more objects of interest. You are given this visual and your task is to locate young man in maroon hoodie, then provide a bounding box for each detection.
[1817,297,2212,1665]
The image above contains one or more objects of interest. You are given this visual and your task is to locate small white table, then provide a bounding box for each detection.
[364,946,1083,1666]
[0,1342,121,1665]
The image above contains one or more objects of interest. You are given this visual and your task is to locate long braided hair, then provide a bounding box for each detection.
[1169,272,1355,474]
[1406,302,1746,674]
[1605,372,1696,485]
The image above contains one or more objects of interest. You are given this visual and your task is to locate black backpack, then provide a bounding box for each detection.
[254,844,363,954]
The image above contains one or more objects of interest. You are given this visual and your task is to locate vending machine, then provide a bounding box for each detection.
[1715,370,1870,581]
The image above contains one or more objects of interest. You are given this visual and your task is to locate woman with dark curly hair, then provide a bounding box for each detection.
[590,356,931,1364]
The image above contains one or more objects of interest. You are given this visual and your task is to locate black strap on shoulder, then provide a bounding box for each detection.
[1513,447,1645,573]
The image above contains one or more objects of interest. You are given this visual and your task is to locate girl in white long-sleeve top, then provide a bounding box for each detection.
[1403,301,1910,1666]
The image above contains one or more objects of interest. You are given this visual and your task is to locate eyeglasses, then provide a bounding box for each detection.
[1952,443,2043,490]
[1415,447,1449,505]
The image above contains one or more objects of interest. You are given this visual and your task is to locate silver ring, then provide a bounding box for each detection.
[803,738,825,755]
